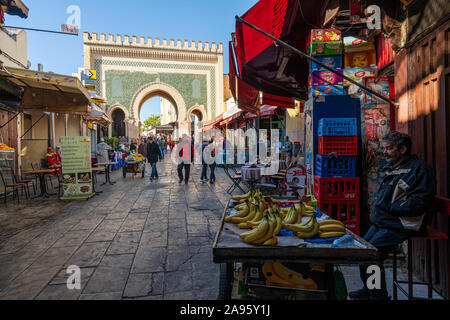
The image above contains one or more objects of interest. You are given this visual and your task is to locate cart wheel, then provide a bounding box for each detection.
[141,167,145,178]
[218,263,232,300]
[122,166,126,178]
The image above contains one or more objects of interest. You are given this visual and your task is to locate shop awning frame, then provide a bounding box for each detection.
[0,67,92,114]
[235,15,397,106]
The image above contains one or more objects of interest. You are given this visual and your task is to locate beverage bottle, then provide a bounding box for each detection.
[331,234,355,248]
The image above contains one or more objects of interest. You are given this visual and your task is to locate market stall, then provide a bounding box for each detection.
[213,191,378,300]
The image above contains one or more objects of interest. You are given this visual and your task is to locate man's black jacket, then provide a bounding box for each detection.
[370,154,437,236]
[147,141,161,163]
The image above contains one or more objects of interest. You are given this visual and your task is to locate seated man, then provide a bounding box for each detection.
[349,131,436,300]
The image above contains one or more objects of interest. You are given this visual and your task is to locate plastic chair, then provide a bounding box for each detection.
[392,195,449,300]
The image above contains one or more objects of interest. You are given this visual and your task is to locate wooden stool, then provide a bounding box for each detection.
[392,196,449,300]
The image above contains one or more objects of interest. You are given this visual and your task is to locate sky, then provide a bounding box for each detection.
[4,0,258,120]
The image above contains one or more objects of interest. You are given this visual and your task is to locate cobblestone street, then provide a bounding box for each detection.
[0,158,231,300]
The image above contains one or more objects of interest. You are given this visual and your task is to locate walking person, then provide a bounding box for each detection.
[177,135,193,184]
[200,138,209,182]
[209,138,216,184]
[348,132,436,300]
[138,138,147,162]
[147,136,162,181]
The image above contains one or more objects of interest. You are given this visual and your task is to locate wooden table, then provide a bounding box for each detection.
[213,199,379,300]
[24,168,59,198]
[94,162,118,186]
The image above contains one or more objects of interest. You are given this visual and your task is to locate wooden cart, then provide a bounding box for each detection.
[213,199,379,300]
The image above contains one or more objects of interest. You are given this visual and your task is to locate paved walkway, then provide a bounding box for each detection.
[0,158,443,300]
[0,158,230,300]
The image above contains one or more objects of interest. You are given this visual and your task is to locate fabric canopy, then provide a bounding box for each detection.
[228,41,237,100]
[262,92,295,108]
[245,105,278,118]
[0,0,28,18]
[236,77,260,114]
[234,0,333,101]
[0,67,91,114]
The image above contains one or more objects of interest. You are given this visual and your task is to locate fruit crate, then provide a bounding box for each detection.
[318,199,360,235]
[318,118,357,136]
[314,176,360,201]
[318,136,358,155]
[315,154,356,178]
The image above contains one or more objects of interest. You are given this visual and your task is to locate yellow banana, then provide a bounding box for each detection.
[319,224,346,233]
[319,231,346,238]
[263,236,278,246]
[318,219,345,227]
[262,262,298,288]
[294,203,304,224]
[284,214,315,232]
[241,216,269,243]
[231,203,257,223]
[283,206,297,224]
[271,263,318,290]
[272,212,282,236]
[232,190,252,201]
[238,222,251,229]
[251,213,276,244]
[296,216,320,239]
[224,205,249,222]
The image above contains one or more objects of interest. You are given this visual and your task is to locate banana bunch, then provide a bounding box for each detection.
[318,219,346,238]
[231,190,254,202]
[284,214,320,239]
[282,202,314,225]
[262,262,318,290]
[239,211,282,245]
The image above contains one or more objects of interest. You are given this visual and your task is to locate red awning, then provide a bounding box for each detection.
[262,92,295,108]
[234,0,334,101]
[219,117,233,126]
[202,114,223,131]
[236,77,260,114]
[245,105,278,118]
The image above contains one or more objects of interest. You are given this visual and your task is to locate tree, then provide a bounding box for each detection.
[142,114,161,132]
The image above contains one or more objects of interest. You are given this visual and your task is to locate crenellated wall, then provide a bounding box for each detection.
[83,32,223,53]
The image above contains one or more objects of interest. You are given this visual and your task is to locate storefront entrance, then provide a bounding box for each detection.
[112,109,126,137]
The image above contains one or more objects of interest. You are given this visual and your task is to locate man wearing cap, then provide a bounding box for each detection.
[96,137,111,167]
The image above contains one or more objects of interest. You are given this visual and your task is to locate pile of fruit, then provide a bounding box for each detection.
[0,142,14,151]
[227,190,347,245]
[125,153,144,163]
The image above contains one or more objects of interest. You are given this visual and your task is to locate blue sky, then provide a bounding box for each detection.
[4,0,258,120]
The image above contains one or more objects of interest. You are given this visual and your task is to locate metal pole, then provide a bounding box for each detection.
[2,26,78,36]
[235,16,397,106]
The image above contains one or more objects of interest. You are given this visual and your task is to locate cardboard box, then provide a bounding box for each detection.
[309,41,343,56]
[344,50,376,68]
[343,36,375,53]
[310,70,343,86]
[245,262,328,291]
[311,85,344,96]
[308,29,342,42]
[310,55,343,72]
[343,66,377,86]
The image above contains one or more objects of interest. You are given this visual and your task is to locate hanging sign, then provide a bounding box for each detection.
[284,164,307,198]
[60,136,94,200]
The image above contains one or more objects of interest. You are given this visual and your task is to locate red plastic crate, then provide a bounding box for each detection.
[318,199,360,235]
[314,176,360,201]
[318,136,358,155]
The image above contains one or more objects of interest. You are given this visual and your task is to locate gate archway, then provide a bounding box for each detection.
[83,32,224,139]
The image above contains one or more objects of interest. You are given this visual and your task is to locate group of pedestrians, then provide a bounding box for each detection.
[140,134,216,184]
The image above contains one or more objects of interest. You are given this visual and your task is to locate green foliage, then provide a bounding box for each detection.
[104,137,118,149]
[142,114,161,131]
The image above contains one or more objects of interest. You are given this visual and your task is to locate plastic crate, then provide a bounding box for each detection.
[315,154,357,178]
[314,176,360,201]
[318,136,358,155]
[318,199,360,235]
[318,118,357,136]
